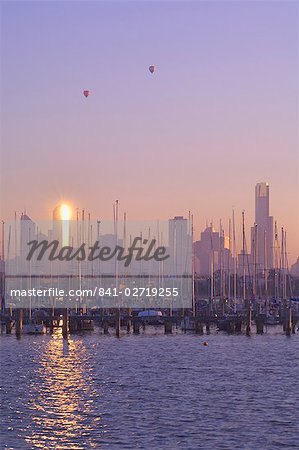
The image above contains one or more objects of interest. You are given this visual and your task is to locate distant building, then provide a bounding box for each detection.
[250,182,274,272]
[291,258,299,276]
[20,213,36,259]
[194,225,230,276]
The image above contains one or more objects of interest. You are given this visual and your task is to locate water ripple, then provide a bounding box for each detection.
[0,330,298,449]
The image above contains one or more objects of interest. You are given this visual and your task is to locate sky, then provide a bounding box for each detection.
[1,0,298,262]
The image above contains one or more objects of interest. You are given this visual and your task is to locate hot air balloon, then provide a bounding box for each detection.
[83,90,90,98]
[149,65,155,74]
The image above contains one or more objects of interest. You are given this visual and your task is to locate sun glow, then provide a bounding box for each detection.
[60,204,71,246]
[60,204,71,221]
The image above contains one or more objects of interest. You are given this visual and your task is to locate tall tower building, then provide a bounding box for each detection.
[193,225,231,276]
[20,213,36,258]
[251,182,274,271]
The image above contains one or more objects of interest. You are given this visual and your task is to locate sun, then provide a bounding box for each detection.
[60,204,71,221]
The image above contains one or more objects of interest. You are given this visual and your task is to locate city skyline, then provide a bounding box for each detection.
[1,179,298,265]
[2,181,297,268]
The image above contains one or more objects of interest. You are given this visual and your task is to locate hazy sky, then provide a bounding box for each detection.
[1,1,298,261]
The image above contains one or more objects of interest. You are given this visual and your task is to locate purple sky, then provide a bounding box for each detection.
[1,1,298,262]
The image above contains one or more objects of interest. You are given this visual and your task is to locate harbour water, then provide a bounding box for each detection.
[0,328,298,450]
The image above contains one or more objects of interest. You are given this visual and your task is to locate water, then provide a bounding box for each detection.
[1,327,298,450]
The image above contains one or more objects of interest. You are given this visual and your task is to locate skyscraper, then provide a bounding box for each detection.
[251,182,274,272]
[193,225,230,276]
[20,213,36,259]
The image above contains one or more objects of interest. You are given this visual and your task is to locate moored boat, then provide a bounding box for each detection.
[137,310,164,325]
[22,321,47,335]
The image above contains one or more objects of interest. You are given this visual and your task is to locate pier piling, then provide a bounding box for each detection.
[15,309,23,338]
[285,307,292,337]
[256,316,264,335]
[49,318,54,334]
[205,321,210,335]
[133,319,140,335]
[115,309,120,337]
[62,308,69,339]
[235,318,242,333]
[5,316,12,334]
[195,319,204,335]
[246,308,252,336]
[164,319,172,334]
[103,320,109,335]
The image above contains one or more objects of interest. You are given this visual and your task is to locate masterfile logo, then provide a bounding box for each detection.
[26,237,169,266]
[4,219,193,309]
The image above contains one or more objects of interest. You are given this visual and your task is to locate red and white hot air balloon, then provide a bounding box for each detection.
[149,65,155,74]
[83,90,91,98]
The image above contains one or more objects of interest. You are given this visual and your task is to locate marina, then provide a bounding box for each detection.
[1,295,298,339]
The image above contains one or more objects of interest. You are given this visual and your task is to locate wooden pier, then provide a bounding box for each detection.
[1,300,298,338]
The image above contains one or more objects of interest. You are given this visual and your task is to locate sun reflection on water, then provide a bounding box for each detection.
[24,331,102,449]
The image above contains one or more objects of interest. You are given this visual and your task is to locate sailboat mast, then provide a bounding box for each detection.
[114,200,119,291]
[219,219,223,300]
[242,211,246,304]
[210,225,214,302]
[1,221,4,261]
[281,227,285,301]
[232,210,237,312]
[123,212,127,288]
[253,223,257,300]
[264,229,268,305]
[228,218,231,306]
[274,221,279,300]
[88,212,91,249]
[97,220,101,289]
[191,213,195,316]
